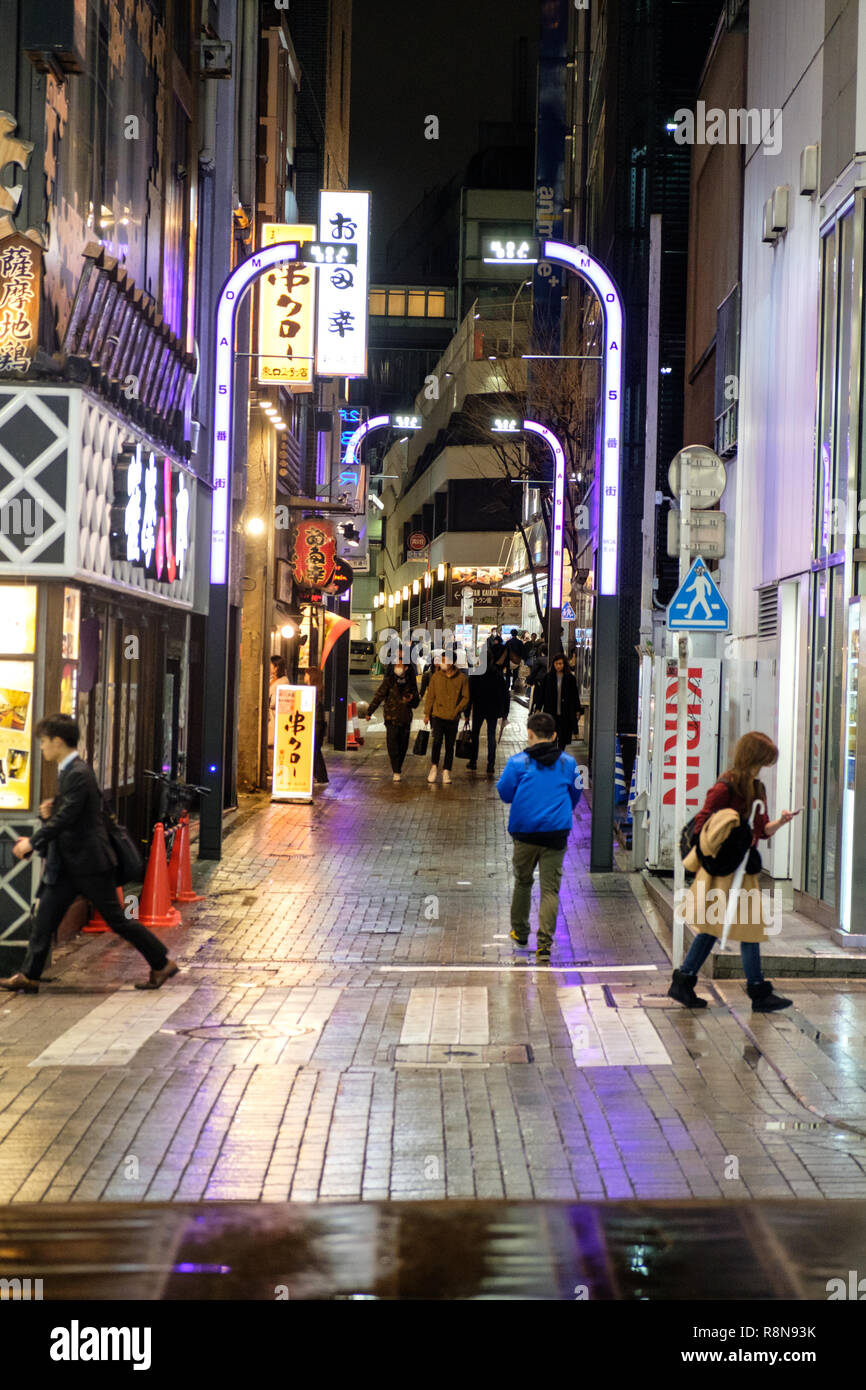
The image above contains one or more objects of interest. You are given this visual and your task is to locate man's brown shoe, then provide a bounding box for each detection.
[0,973,39,994]
[134,959,180,991]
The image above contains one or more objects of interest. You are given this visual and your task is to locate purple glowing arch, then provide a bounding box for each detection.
[542,240,624,597]
[211,241,300,584]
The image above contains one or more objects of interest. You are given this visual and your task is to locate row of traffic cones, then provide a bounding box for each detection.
[86,813,203,933]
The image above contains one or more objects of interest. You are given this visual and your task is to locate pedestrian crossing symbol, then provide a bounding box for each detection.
[561,601,576,621]
[668,556,729,631]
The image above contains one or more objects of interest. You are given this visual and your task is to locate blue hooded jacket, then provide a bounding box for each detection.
[497,740,582,843]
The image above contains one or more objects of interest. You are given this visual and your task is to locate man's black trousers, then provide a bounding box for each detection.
[22,870,169,980]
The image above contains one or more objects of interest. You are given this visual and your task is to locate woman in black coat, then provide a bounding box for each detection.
[540,653,583,749]
[367,662,420,781]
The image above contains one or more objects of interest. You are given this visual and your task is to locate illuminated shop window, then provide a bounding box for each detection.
[427,291,446,318]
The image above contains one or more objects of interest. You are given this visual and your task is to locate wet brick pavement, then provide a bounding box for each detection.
[1,710,866,1205]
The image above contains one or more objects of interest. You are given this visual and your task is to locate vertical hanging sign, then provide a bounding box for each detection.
[315,191,370,378]
[258,224,316,391]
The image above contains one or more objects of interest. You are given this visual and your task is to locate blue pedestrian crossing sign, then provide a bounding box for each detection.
[668,557,729,631]
[561,601,576,621]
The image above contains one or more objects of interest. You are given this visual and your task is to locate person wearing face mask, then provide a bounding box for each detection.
[539,652,583,750]
[367,660,421,782]
[423,652,470,785]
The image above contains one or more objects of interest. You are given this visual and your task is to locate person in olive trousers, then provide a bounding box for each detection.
[423,654,469,784]
[367,660,420,781]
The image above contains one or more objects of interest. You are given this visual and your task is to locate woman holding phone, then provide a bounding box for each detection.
[669,731,800,1013]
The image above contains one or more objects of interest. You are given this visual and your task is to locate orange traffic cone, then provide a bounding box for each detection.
[168,813,204,903]
[346,702,360,749]
[83,885,126,933]
[136,823,181,928]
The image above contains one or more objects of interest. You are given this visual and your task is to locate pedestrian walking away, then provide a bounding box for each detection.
[668,731,801,1012]
[367,660,420,781]
[267,655,290,778]
[465,640,509,773]
[303,666,329,784]
[539,652,583,748]
[0,714,178,994]
[497,711,583,962]
[505,628,526,690]
[526,643,549,713]
[423,653,469,784]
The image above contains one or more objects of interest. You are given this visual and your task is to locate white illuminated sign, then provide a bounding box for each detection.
[124,442,143,563]
[315,190,370,378]
[140,452,158,569]
[482,238,539,264]
[390,413,422,430]
[306,242,358,265]
[211,241,300,584]
[492,417,521,432]
[175,474,190,579]
[542,240,623,597]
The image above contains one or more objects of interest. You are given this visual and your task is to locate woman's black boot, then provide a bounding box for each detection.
[667,969,708,1009]
[747,979,792,1012]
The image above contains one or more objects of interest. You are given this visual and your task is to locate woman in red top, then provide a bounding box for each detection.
[669,731,800,1013]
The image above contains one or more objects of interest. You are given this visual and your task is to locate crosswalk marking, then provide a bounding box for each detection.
[29,989,195,1068]
[557,985,671,1067]
[400,987,490,1045]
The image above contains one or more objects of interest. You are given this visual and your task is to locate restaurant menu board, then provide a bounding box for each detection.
[0,586,36,654]
[0,660,33,810]
[272,685,315,802]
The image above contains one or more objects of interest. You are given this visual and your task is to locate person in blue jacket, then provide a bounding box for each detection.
[497,711,582,962]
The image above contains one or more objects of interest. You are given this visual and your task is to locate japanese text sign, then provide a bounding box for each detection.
[272,685,315,802]
[258,224,315,391]
[315,191,370,378]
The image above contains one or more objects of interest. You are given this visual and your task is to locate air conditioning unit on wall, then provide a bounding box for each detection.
[763,187,789,243]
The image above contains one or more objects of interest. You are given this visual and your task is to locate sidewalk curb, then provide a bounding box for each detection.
[628,873,866,1140]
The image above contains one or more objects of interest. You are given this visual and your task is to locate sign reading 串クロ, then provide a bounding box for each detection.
[110,442,191,583]
[258,224,316,391]
[272,684,316,802]
[315,190,370,378]
[668,557,729,631]
[0,233,41,376]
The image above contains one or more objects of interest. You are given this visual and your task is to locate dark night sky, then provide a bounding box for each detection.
[349,0,539,272]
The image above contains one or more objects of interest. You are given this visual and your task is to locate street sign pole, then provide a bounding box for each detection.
[673,457,691,966]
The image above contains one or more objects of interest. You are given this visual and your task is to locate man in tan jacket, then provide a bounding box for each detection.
[423,655,469,784]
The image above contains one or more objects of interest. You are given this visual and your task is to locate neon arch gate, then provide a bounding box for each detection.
[541,240,624,873]
[200,241,300,857]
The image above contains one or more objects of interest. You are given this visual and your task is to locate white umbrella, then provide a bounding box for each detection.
[720,799,765,950]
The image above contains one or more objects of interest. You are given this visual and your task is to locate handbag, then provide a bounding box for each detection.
[412,728,430,756]
[102,802,145,884]
[455,728,473,759]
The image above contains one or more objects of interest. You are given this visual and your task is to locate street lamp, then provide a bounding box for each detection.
[510,278,533,357]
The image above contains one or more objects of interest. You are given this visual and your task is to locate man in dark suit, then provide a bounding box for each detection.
[0,714,178,994]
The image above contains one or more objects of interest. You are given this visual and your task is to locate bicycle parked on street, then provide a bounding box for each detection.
[143,770,211,858]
